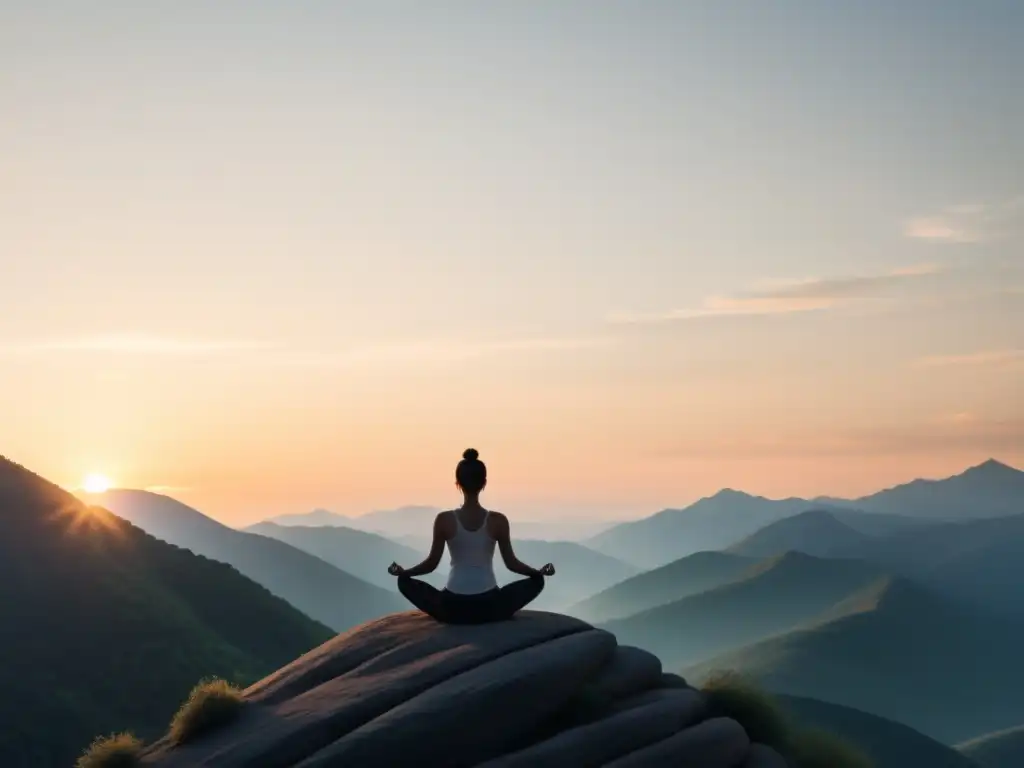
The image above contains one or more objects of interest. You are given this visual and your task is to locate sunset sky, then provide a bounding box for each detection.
[2,1,1022,525]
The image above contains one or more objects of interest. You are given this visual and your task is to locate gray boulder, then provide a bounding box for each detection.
[141,610,763,768]
[743,743,791,767]
[604,717,750,767]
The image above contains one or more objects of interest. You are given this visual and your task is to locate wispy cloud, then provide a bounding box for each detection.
[904,196,1024,244]
[610,264,942,324]
[913,349,1024,368]
[270,335,612,368]
[0,332,611,368]
[0,334,275,357]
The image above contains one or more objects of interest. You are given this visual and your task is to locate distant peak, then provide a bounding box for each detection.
[972,458,1013,471]
[709,488,755,501]
[961,458,1021,479]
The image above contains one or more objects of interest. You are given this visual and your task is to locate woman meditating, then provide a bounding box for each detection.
[387,448,555,624]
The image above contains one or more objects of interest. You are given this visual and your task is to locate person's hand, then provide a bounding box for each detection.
[540,563,556,577]
[388,562,405,577]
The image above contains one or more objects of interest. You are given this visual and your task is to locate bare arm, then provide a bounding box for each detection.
[392,513,450,577]
[493,513,547,577]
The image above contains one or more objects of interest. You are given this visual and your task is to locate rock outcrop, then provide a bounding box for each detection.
[141,611,788,768]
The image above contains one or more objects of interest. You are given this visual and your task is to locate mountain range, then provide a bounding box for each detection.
[719,505,1024,618]
[6,452,1019,763]
[90,490,403,631]
[0,455,332,768]
[587,459,1022,567]
[248,521,638,610]
[599,552,886,669]
[265,505,619,541]
[568,550,757,623]
[245,521,420,590]
[726,509,873,559]
[819,458,1024,520]
[686,575,1024,744]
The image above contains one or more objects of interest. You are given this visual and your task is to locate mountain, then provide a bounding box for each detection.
[958,724,1024,767]
[91,489,403,631]
[568,551,757,623]
[0,455,332,768]
[776,694,979,768]
[727,510,872,559]
[264,506,619,542]
[346,505,443,537]
[852,459,1024,520]
[831,512,1024,616]
[244,522,420,590]
[687,577,1024,744]
[266,508,353,527]
[492,539,639,610]
[248,522,637,611]
[262,505,440,536]
[600,552,884,669]
[586,490,846,567]
[824,507,937,536]
[588,460,1022,567]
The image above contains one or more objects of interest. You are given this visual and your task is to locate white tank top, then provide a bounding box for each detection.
[445,509,498,595]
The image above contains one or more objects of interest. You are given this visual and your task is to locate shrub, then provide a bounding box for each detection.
[76,732,142,768]
[169,677,245,745]
[701,670,794,754]
[699,670,874,768]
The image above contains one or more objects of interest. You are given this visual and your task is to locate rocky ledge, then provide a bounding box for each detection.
[141,611,787,767]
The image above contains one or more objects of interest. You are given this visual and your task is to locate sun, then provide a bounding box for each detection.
[81,473,113,494]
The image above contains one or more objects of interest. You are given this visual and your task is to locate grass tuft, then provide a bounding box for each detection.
[700,670,874,768]
[701,670,795,754]
[75,732,142,768]
[169,677,245,745]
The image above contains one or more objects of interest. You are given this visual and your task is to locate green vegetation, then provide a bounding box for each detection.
[701,671,873,768]
[75,733,142,768]
[0,455,334,768]
[169,678,245,745]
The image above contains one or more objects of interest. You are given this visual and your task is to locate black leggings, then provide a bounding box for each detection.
[398,574,545,624]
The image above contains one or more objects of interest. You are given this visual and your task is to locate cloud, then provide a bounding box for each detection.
[904,196,1024,244]
[610,264,941,324]
[912,349,1024,368]
[0,334,275,357]
[262,335,612,369]
[0,332,611,369]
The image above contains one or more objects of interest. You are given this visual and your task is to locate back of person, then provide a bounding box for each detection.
[387,448,556,624]
[445,509,498,595]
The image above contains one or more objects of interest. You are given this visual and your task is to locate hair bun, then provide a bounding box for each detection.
[462,448,480,461]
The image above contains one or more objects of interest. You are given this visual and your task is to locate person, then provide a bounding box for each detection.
[387,448,556,624]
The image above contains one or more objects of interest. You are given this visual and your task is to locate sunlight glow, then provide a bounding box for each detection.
[82,473,113,494]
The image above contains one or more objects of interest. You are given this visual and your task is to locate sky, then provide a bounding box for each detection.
[2,1,1022,525]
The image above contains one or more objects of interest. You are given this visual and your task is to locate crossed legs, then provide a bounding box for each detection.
[398,573,545,624]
